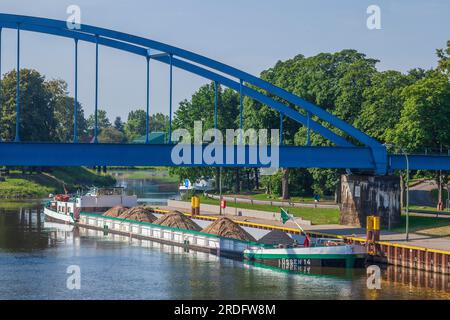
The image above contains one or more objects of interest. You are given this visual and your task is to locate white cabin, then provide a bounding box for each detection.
[53,187,137,216]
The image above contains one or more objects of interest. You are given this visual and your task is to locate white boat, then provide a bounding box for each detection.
[43,187,137,224]
[178,177,215,193]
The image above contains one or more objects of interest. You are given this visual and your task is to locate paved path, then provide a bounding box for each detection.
[204,193,339,209]
[409,180,436,207]
[306,224,450,252]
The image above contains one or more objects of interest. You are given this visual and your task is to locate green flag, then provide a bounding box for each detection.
[281,208,291,224]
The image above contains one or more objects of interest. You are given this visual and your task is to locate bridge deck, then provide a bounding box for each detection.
[0,142,449,170]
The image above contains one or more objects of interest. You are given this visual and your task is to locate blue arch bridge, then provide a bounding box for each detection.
[0,13,449,175]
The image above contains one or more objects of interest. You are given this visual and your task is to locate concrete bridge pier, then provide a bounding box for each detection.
[339,174,401,228]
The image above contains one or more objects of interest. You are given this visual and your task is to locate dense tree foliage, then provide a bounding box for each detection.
[0,69,171,145]
[47,79,88,142]
[170,45,449,198]
[87,110,111,136]
[149,113,169,132]
[98,127,126,143]
[386,72,450,152]
[437,40,450,76]
[114,116,124,133]
[0,69,56,141]
[124,109,146,141]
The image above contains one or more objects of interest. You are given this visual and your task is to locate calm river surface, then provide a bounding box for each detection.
[0,171,449,300]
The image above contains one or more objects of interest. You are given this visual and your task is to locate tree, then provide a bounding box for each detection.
[46,79,88,142]
[149,113,169,132]
[0,69,56,142]
[387,72,450,152]
[244,50,379,197]
[437,40,450,76]
[98,127,126,143]
[387,72,450,208]
[334,58,377,125]
[124,109,146,141]
[114,116,124,133]
[87,110,111,135]
[355,71,412,142]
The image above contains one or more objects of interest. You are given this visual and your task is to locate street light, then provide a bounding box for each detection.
[447,182,450,210]
[385,143,410,241]
[403,148,410,241]
[219,167,222,215]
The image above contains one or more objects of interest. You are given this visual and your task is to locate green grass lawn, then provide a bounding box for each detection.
[387,213,450,238]
[408,205,450,214]
[117,170,179,182]
[250,193,334,203]
[51,167,116,189]
[196,195,339,225]
[108,166,168,171]
[0,167,116,199]
[0,178,54,198]
[0,200,41,210]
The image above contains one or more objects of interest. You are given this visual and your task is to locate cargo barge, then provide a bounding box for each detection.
[44,188,368,268]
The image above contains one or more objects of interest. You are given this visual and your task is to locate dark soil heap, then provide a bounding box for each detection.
[153,211,201,231]
[201,217,256,241]
[102,205,128,217]
[117,206,157,223]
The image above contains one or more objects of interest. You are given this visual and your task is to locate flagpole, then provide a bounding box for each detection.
[281,208,306,235]
[290,216,306,235]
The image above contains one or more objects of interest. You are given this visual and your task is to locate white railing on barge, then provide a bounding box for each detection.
[79,212,265,255]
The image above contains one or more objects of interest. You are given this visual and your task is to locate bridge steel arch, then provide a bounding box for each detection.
[0,13,449,173]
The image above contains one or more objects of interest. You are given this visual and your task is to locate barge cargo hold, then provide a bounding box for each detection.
[77,212,261,258]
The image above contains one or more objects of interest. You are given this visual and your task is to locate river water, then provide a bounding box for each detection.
[0,171,449,300]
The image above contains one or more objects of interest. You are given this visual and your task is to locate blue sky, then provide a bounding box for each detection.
[0,0,449,120]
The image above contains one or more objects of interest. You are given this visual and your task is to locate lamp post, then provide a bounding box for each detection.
[219,167,222,215]
[402,148,410,241]
[385,143,410,241]
[447,182,450,210]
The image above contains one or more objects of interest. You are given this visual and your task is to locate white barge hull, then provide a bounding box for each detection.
[44,207,74,224]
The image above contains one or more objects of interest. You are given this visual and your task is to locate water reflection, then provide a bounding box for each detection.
[0,200,449,299]
[0,203,49,251]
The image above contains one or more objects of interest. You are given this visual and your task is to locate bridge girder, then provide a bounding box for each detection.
[1,14,448,173]
[0,143,447,172]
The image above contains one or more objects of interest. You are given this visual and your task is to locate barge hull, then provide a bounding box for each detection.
[44,207,74,224]
[250,256,367,269]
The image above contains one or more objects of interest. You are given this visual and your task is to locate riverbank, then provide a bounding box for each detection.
[0,167,115,199]
[111,168,178,182]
